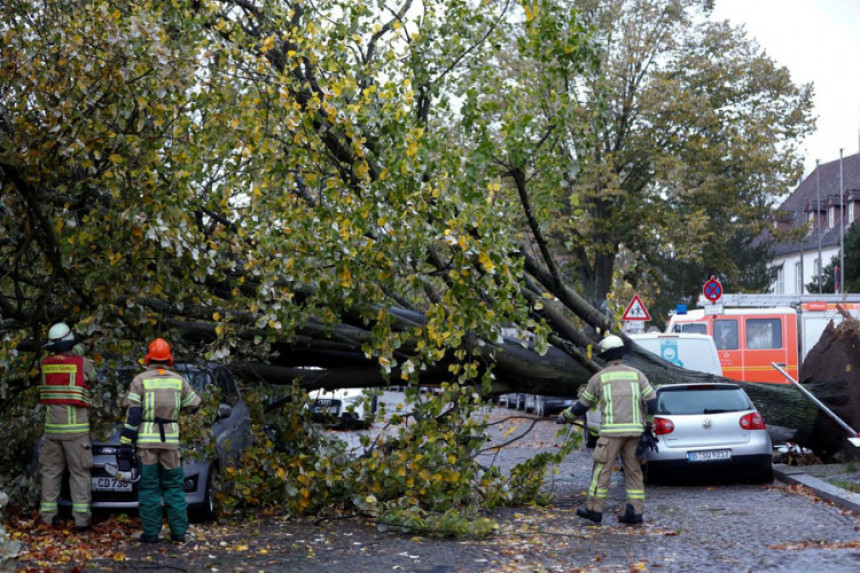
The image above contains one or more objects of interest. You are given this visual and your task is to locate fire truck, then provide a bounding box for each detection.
[667,294,860,384]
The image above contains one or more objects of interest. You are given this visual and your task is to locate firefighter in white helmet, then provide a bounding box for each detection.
[560,334,657,525]
[39,322,95,531]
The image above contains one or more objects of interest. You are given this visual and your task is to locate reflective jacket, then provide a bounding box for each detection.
[579,361,656,438]
[40,350,95,439]
[122,367,201,450]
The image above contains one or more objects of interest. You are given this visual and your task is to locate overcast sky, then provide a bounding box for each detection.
[711,0,860,178]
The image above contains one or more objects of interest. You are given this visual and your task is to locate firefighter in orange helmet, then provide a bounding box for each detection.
[39,322,95,531]
[119,338,201,543]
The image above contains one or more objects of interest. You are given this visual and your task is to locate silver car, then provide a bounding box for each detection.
[644,383,773,484]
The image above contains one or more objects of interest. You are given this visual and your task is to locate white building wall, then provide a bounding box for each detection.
[770,246,839,294]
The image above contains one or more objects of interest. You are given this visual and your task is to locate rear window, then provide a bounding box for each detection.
[656,386,753,415]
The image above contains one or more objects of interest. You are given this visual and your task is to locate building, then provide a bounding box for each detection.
[769,152,860,294]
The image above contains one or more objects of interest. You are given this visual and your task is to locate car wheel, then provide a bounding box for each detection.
[758,463,774,484]
[192,464,219,522]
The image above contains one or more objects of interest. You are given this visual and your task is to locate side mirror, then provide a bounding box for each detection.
[217,403,232,419]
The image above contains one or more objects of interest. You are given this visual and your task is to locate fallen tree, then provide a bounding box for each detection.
[799,312,860,459]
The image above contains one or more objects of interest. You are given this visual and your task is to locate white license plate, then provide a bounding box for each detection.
[92,477,132,492]
[312,405,339,415]
[688,449,732,462]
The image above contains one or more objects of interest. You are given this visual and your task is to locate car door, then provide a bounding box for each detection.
[210,366,252,462]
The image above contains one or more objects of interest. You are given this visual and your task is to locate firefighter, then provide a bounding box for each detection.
[39,322,95,531]
[119,338,201,543]
[560,335,657,525]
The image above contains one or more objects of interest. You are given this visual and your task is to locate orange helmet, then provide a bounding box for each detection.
[144,338,173,366]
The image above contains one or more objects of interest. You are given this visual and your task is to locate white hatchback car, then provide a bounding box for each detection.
[644,383,773,484]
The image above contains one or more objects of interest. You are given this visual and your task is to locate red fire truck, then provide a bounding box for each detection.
[667,294,860,384]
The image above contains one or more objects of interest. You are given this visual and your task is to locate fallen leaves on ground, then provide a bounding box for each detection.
[7,511,138,571]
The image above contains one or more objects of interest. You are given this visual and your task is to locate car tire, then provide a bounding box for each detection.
[192,464,219,523]
[758,463,774,484]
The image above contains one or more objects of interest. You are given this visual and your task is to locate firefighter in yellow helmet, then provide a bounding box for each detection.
[560,334,657,525]
[39,322,95,531]
[119,338,201,543]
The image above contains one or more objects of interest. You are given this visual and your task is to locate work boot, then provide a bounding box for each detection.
[170,534,186,543]
[139,533,160,543]
[617,503,644,525]
[576,508,602,524]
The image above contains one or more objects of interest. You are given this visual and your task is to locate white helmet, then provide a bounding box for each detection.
[48,322,74,343]
[599,335,624,353]
[598,335,627,360]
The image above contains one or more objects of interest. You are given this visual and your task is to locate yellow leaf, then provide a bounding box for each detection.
[478,252,495,273]
[339,266,352,288]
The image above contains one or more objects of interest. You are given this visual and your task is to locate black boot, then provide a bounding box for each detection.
[576,507,602,524]
[617,503,643,525]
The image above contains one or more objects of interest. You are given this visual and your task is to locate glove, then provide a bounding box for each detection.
[117,445,135,472]
[635,426,659,463]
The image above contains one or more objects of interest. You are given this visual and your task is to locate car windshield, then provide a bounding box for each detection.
[656,386,753,415]
[174,366,213,395]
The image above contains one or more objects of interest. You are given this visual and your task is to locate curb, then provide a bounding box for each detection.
[773,463,860,514]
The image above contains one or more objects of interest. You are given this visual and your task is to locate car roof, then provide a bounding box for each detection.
[656,382,741,391]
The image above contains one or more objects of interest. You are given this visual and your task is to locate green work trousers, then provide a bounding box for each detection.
[138,463,188,538]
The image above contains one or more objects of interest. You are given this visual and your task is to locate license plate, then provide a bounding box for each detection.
[688,449,732,462]
[91,477,132,492]
[314,399,332,407]
[312,405,339,415]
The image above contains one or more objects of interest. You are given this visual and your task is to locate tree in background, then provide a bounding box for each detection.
[462,0,813,318]
[806,222,860,294]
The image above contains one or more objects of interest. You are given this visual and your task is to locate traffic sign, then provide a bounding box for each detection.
[703,276,723,303]
[622,294,651,321]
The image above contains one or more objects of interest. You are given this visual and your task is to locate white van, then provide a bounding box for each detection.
[582,333,721,447]
[628,332,722,376]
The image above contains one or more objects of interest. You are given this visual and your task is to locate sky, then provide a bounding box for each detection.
[711,0,860,180]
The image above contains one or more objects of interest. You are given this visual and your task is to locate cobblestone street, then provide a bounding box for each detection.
[73,397,860,572]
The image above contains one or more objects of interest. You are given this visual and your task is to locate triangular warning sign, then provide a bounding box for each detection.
[622,294,651,321]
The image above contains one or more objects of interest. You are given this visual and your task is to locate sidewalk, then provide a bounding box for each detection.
[774,463,860,513]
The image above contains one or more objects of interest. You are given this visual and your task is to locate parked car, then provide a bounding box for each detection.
[533,395,574,418]
[644,383,773,484]
[42,361,251,521]
[308,388,378,429]
[628,332,722,376]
